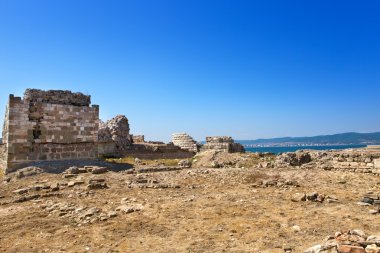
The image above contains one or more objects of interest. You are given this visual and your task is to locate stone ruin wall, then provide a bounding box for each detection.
[329,152,380,175]
[131,135,145,143]
[201,136,245,153]
[0,144,6,170]
[272,150,380,176]
[172,133,198,152]
[97,116,194,159]
[2,89,99,172]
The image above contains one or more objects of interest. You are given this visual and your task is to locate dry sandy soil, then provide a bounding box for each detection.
[0,155,379,253]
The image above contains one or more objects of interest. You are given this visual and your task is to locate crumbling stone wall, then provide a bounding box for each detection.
[201,136,245,153]
[330,152,380,174]
[128,143,195,159]
[2,89,99,172]
[97,115,132,157]
[172,133,198,152]
[272,150,380,175]
[0,144,6,170]
[132,135,145,143]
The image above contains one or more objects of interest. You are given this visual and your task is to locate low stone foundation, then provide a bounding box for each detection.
[273,149,380,176]
[5,142,98,173]
[330,152,380,174]
[201,136,245,153]
[125,143,194,159]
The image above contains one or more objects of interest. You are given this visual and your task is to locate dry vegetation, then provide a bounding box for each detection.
[106,156,181,167]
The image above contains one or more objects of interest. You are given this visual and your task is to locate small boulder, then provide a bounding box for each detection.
[350,229,366,239]
[116,204,143,214]
[292,193,306,202]
[365,244,380,253]
[367,235,380,244]
[178,159,191,168]
[91,167,108,174]
[338,245,365,253]
[65,166,79,174]
[12,188,30,194]
[303,245,322,253]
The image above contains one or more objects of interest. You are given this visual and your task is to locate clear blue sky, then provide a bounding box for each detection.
[0,0,379,142]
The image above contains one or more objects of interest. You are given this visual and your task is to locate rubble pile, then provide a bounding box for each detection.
[291,192,339,203]
[358,192,380,214]
[304,230,380,253]
[275,151,312,167]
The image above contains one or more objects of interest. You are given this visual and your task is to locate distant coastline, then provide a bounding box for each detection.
[237,132,380,148]
[245,144,366,154]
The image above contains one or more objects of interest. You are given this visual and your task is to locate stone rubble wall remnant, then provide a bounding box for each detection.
[303,230,380,253]
[271,149,380,175]
[201,136,245,153]
[172,133,198,152]
[97,115,132,156]
[131,135,145,143]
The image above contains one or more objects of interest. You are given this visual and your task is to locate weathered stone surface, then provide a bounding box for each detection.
[97,115,132,155]
[90,166,108,174]
[178,159,191,168]
[1,89,99,173]
[172,133,198,152]
[12,187,30,194]
[292,193,306,202]
[105,115,131,151]
[367,236,380,244]
[116,204,143,214]
[24,89,90,106]
[304,230,378,253]
[131,135,145,143]
[338,245,366,253]
[303,245,322,253]
[65,167,79,175]
[98,121,112,142]
[201,136,245,153]
[276,151,312,166]
[374,159,380,169]
[365,244,380,253]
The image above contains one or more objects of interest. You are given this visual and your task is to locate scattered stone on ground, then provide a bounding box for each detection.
[304,230,380,253]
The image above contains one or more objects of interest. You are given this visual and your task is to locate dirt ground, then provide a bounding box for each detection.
[0,157,379,252]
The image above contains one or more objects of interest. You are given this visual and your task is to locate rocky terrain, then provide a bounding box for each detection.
[0,148,380,252]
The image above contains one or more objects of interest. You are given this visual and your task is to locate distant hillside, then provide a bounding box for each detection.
[237,132,380,146]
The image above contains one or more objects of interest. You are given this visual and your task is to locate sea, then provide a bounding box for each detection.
[245,144,366,155]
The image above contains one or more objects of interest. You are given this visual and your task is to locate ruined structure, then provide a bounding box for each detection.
[98,115,132,157]
[97,116,194,159]
[1,89,99,173]
[0,89,221,173]
[131,135,145,143]
[172,133,199,152]
[201,136,245,153]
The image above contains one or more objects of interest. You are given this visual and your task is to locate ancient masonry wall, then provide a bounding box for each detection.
[132,135,145,143]
[128,143,195,159]
[0,144,6,170]
[172,133,198,152]
[330,153,380,175]
[2,89,99,172]
[201,136,245,153]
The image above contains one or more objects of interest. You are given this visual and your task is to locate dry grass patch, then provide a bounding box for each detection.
[105,156,181,166]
